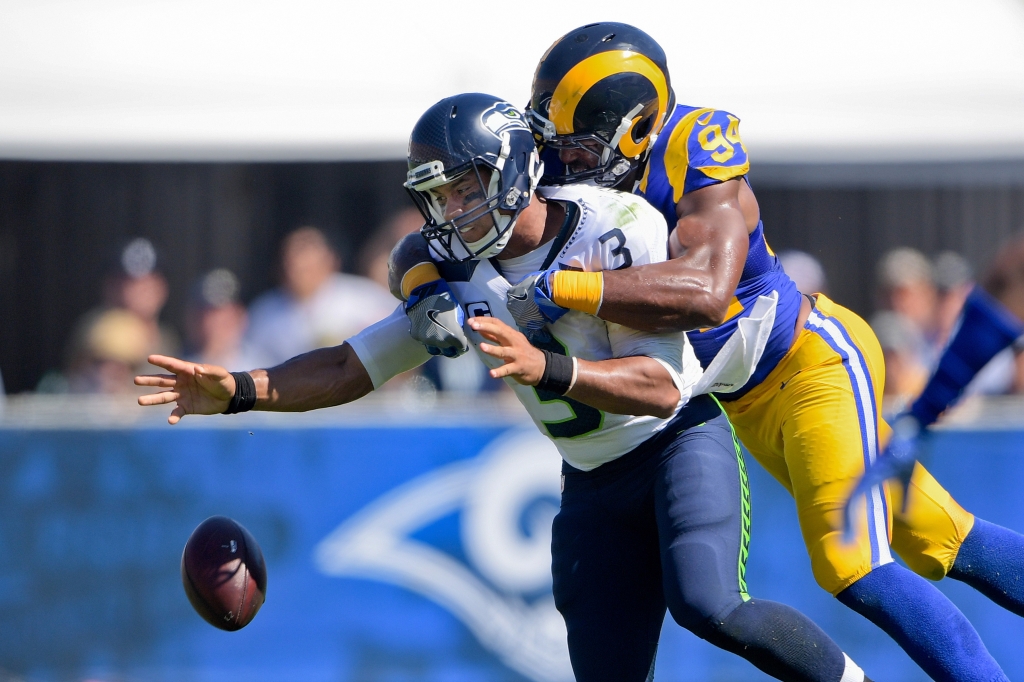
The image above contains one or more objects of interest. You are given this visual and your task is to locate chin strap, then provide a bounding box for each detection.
[605,104,645,162]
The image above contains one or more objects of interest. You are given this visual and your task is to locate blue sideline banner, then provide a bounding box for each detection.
[0,423,1021,681]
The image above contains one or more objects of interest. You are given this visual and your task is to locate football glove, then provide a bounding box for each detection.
[843,413,921,541]
[506,270,569,334]
[405,280,470,358]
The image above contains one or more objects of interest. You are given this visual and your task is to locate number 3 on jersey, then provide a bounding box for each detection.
[531,333,603,439]
[599,228,633,270]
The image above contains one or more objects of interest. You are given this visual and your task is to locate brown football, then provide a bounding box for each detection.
[181,516,267,631]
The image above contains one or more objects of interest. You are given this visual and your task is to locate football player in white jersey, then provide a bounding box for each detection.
[135,94,869,682]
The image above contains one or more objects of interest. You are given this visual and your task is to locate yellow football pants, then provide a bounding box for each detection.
[722,294,975,595]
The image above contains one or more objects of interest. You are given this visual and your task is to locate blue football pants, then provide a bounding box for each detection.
[551,395,850,682]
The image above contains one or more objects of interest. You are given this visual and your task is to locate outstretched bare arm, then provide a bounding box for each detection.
[135,344,373,424]
[251,343,374,411]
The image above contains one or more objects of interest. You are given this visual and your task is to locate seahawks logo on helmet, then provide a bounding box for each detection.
[480,102,529,140]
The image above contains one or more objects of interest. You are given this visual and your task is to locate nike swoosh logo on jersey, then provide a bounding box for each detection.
[508,292,528,301]
[780,370,801,391]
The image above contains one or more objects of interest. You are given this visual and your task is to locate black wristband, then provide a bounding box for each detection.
[535,350,575,395]
[224,371,257,414]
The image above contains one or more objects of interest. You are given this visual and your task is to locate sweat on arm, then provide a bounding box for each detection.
[557,179,751,333]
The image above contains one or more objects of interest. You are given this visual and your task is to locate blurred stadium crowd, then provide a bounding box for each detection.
[3,204,1021,413]
[24,207,505,402]
[788,241,1024,417]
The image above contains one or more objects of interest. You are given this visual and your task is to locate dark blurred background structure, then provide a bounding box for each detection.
[3,159,1024,394]
[0,161,408,393]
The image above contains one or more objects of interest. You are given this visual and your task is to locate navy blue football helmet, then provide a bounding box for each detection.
[405,93,543,263]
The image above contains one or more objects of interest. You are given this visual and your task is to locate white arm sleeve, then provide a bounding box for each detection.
[346,304,432,389]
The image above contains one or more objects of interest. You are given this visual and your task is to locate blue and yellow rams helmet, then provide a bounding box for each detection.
[527,23,674,188]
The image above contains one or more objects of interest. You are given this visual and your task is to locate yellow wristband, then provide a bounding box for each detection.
[401,261,442,300]
[551,271,604,316]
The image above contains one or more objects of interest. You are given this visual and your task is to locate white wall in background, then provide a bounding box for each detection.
[1,0,1022,162]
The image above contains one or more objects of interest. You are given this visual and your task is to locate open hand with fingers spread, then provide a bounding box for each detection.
[135,354,237,424]
[469,316,546,386]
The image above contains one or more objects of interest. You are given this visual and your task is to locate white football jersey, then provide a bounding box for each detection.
[348,184,704,471]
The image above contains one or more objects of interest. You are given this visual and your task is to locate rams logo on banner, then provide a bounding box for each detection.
[314,430,572,682]
[480,102,529,140]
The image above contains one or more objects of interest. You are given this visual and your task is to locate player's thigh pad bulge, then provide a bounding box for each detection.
[890,463,975,580]
[781,365,892,594]
[792,318,893,592]
[724,297,895,594]
[814,297,974,582]
[653,413,751,631]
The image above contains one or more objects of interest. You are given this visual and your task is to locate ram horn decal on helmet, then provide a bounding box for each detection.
[526,23,674,189]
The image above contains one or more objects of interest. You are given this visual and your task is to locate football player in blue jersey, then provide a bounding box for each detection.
[386,23,1019,682]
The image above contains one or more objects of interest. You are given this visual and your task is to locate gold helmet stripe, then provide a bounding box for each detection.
[549,50,670,157]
